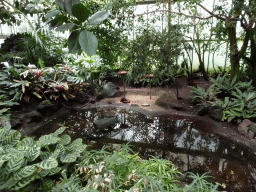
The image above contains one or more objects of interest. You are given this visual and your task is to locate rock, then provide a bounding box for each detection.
[131,104,139,107]
[197,102,210,116]
[10,119,22,129]
[93,118,119,130]
[248,130,255,140]
[169,103,185,111]
[238,119,252,135]
[238,119,256,140]
[37,100,56,114]
[28,110,43,122]
[208,106,223,121]
[18,110,43,123]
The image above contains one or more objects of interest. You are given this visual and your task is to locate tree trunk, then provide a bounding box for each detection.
[226,19,240,78]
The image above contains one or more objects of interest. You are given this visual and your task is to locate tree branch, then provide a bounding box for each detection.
[196,3,239,22]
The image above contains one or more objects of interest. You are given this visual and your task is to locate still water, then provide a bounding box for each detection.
[34,107,256,191]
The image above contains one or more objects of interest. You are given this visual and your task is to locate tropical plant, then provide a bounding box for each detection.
[0,120,86,191]
[0,32,68,67]
[209,74,239,97]
[46,0,109,57]
[121,27,183,86]
[190,84,220,105]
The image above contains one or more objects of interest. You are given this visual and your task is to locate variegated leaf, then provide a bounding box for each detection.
[37,157,58,169]
[7,152,25,173]
[56,144,65,156]
[39,134,60,145]
[59,134,71,145]
[60,152,79,163]
[14,165,36,181]
[49,167,62,176]
[0,128,9,142]
[27,144,41,162]
[21,137,35,147]
[52,126,66,137]
[13,175,35,191]
[39,151,51,161]
[37,168,50,177]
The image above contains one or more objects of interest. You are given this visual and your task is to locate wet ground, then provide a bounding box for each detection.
[33,107,256,191]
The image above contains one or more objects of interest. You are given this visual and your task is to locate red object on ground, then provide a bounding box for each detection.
[120,97,130,103]
[146,74,154,78]
[118,71,128,75]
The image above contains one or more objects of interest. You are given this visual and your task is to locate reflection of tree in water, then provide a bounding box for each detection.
[36,107,256,191]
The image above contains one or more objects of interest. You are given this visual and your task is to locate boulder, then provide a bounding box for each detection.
[197,102,211,116]
[169,103,185,111]
[238,119,252,135]
[93,117,119,130]
[37,100,56,114]
[238,119,256,139]
[10,119,22,129]
[18,110,43,123]
[208,106,223,121]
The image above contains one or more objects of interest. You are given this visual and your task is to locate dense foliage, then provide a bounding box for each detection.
[0,33,67,67]
[191,74,256,123]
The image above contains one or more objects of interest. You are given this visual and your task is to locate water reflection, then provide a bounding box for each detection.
[35,107,256,191]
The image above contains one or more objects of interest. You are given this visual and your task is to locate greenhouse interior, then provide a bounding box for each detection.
[1,0,256,191]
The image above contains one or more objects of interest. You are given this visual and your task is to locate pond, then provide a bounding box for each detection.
[33,107,256,191]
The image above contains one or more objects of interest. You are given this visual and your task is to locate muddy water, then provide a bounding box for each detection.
[34,107,256,191]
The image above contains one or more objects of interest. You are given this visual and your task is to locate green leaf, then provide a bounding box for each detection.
[27,144,41,162]
[68,30,81,54]
[48,15,67,30]
[14,176,35,191]
[32,92,42,99]
[60,152,79,163]
[79,30,98,56]
[0,154,11,167]
[37,157,58,169]
[0,128,9,142]
[2,131,19,145]
[37,169,50,177]
[55,0,65,11]
[39,151,51,161]
[17,146,31,157]
[2,176,18,189]
[56,144,65,156]
[52,126,66,137]
[72,3,90,22]
[49,167,62,176]
[39,135,60,145]
[21,137,35,147]
[14,165,36,181]
[59,134,71,145]
[55,22,75,31]
[50,149,61,159]
[45,10,61,19]
[64,0,80,16]
[88,10,109,25]
[7,152,25,173]
[40,178,54,190]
